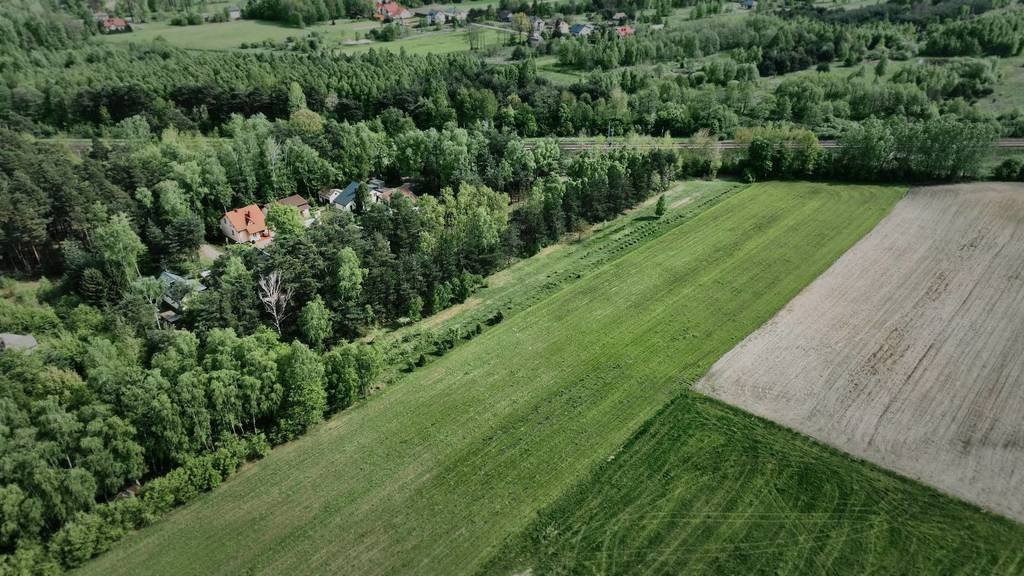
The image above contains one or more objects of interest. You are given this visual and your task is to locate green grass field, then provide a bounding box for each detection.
[482,391,1024,575]
[104,19,376,50]
[103,17,509,55]
[78,182,921,576]
[379,180,738,345]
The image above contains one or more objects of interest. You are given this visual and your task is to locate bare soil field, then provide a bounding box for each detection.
[696,182,1024,522]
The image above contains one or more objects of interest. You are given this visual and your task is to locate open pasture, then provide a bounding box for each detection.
[698,182,1024,523]
[78,182,901,575]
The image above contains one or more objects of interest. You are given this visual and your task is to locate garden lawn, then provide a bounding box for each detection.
[78,182,903,576]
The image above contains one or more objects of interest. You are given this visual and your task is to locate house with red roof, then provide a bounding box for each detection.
[374,1,414,21]
[100,17,130,33]
[376,183,418,204]
[220,204,273,247]
[615,25,635,38]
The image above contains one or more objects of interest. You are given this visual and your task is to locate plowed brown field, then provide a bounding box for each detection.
[697,182,1024,522]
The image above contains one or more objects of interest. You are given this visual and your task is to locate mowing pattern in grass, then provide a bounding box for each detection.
[78,182,901,576]
[481,393,1024,576]
[376,180,741,381]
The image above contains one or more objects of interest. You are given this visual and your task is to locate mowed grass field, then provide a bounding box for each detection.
[104,18,509,54]
[482,392,1024,575]
[79,182,904,575]
[104,19,376,50]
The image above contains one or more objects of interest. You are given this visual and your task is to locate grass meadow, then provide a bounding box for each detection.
[483,391,1024,575]
[75,182,949,576]
[103,18,509,54]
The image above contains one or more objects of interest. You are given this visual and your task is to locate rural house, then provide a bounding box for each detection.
[376,182,418,204]
[615,25,635,38]
[425,10,446,25]
[269,194,315,226]
[100,17,130,33]
[227,5,242,20]
[375,1,414,21]
[321,179,384,211]
[220,204,273,246]
[553,19,570,35]
[611,11,627,21]
[158,271,206,311]
[569,23,594,37]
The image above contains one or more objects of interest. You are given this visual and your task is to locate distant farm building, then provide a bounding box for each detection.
[615,25,635,38]
[227,5,242,20]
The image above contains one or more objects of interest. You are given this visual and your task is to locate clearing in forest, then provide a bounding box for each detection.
[697,182,1024,523]
[80,182,902,576]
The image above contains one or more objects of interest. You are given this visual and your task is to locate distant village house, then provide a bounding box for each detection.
[569,23,594,37]
[375,1,414,22]
[100,17,130,33]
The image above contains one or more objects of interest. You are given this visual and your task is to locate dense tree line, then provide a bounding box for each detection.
[923,6,1024,57]
[0,281,381,572]
[778,0,1012,25]
[243,0,374,25]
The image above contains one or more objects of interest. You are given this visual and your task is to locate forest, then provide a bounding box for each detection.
[2,0,1024,572]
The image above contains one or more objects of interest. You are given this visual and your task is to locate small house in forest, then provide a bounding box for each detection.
[100,17,130,33]
[220,204,273,246]
[321,179,385,211]
[227,5,242,20]
[158,271,206,311]
[376,182,418,204]
[569,23,594,37]
[269,194,314,225]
